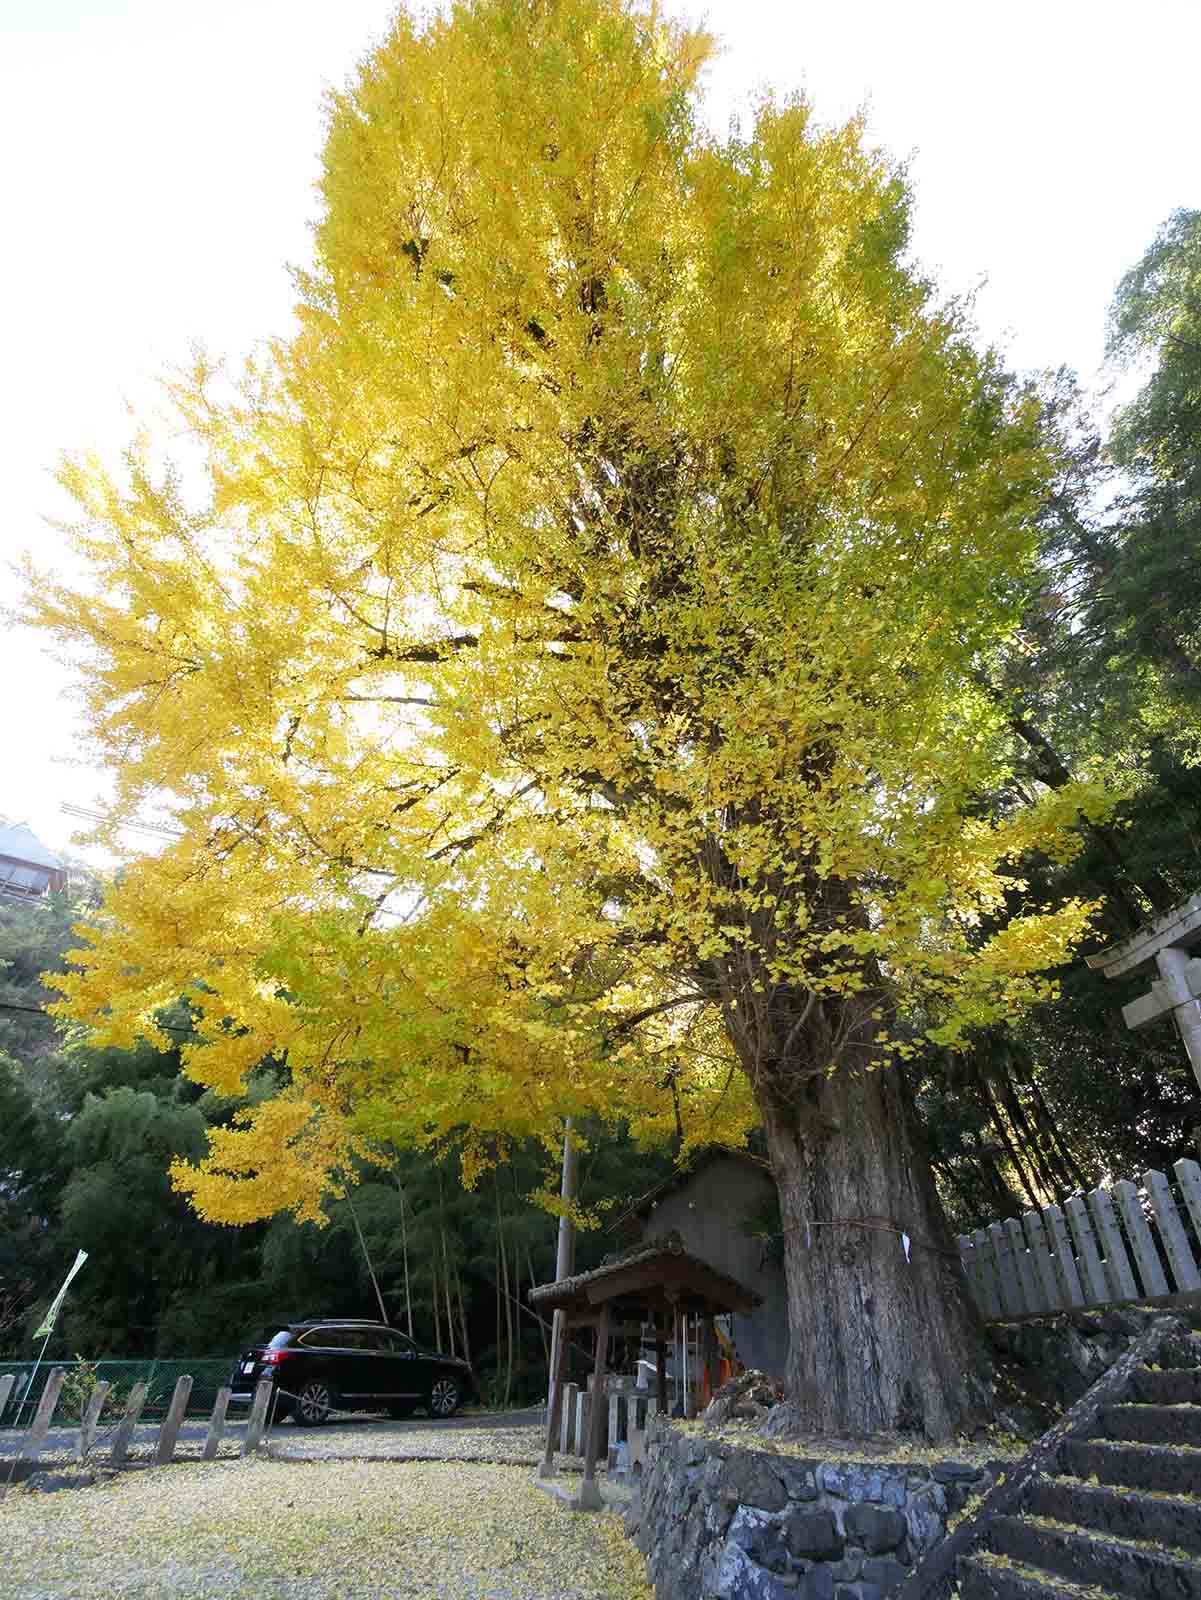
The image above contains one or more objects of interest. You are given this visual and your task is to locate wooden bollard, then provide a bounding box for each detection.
[78,1381,111,1460]
[155,1375,193,1464]
[241,1378,273,1456]
[19,1369,66,1466]
[203,1386,231,1461]
[110,1381,148,1467]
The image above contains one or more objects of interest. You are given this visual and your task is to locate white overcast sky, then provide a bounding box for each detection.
[1,0,1198,859]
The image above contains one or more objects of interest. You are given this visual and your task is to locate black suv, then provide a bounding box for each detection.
[229,1320,477,1426]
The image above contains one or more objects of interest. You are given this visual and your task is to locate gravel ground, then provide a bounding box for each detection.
[270,1422,559,1465]
[0,1456,652,1600]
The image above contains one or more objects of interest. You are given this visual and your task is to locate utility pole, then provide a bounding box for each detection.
[538,1119,577,1479]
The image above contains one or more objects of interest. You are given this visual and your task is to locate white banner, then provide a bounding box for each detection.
[33,1249,88,1339]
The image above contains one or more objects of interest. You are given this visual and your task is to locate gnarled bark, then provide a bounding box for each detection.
[758,1057,992,1440]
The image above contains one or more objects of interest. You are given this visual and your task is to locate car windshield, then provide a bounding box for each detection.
[262,1330,292,1349]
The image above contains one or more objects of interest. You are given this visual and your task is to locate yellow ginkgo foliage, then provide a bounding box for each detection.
[28,0,1108,1438]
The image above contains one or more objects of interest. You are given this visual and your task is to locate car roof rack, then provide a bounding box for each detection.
[293,1317,386,1326]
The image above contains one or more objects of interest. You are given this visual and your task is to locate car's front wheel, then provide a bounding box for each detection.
[293,1379,336,1426]
[428,1376,461,1418]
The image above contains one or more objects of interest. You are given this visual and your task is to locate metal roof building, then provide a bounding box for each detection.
[0,822,67,900]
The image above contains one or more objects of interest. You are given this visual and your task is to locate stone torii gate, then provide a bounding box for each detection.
[1087,889,1201,1088]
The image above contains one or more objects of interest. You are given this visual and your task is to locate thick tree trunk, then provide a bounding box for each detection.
[760,1060,992,1440]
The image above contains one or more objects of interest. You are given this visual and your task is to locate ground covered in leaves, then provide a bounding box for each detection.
[680,1416,1027,1468]
[270,1421,555,1466]
[0,1456,651,1599]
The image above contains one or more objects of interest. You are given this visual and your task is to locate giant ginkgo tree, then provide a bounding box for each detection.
[30,0,1107,1437]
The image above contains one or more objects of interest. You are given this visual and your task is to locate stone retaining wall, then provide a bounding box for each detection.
[625,1418,1002,1600]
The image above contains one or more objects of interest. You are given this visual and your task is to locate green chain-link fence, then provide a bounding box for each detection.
[0,1358,235,1426]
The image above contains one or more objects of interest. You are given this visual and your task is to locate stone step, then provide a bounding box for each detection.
[1131,1367,1201,1406]
[1025,1474,1201,1555]
[1099,1402,1201,1446]
[987,1512,1201,1599]
[958,1552,1123,1600]
[1061,1437,1201,1494]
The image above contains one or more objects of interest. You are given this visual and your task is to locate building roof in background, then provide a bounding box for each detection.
[529,1234,761,1319]
[0,822,64,871]
[607,1146,773,1240]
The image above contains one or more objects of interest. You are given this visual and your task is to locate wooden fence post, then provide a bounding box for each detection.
[1087,1185,1138,1302]
[1113,1178,1169,1297]
[110,1381,148,1467]
[1004,1217,1041,1313]
[1043,1204,1085,1308]
[18,1368,66,1466]
[958,1164,1201,1322]
[1174,1159,1201,1247]
[1023,1210,1062,1312]
[988,1220,1024,1315]
[203,1386,231,1462]
[0,1374,14,1423]
[155,1375,193,1465]
[1065,1194,1109,1303]
[957,1236,978,1310]
[77,1381,110,1460]
[970,1228,1003,1318]
[1144,1167,1201,1292]
[241,1378,273,1456]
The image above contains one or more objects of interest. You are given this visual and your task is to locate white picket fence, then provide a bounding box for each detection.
[959,1158,1201,1320]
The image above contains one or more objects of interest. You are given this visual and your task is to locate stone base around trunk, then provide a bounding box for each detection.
[626,1417,1003,1600]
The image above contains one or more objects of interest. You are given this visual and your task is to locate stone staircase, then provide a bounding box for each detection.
[957,1327,1201,1599]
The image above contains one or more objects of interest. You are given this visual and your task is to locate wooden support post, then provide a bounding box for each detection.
[242,1378,273,1456]
[0,1374,15,1422]
[539,1310,570,1477]
[203,1386,231,1461]
[110,1381,148,1467]
[77,1381,110,1460]
[155,1375,193,1465]
[577,1303,611,1511]
[18,1369,66,1466]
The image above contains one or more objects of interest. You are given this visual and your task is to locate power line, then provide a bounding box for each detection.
[0,999,194,1036]
[61,803,184,839]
